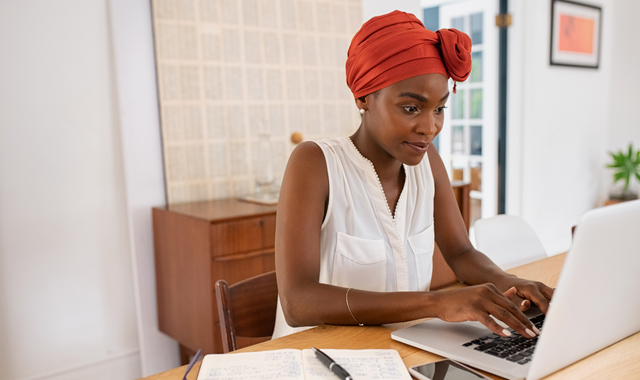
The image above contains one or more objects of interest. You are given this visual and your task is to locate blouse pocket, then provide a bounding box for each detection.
[332,232,386,292]
[407,224,435,290]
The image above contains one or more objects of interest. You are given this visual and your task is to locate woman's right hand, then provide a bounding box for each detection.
[433,284,540,339]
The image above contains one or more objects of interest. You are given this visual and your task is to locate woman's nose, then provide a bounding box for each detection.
[415,114,438,138]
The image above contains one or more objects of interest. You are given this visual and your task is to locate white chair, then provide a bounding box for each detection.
[473,215,547,270]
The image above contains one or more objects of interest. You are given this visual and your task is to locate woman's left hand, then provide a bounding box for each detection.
[500,278,554,313]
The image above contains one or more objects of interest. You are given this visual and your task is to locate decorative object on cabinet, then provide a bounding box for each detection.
[239,131,280,205]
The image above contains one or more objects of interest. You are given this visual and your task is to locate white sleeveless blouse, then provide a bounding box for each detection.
[272,136,436,338]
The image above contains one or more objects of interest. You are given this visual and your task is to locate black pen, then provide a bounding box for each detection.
[312,347,353,380]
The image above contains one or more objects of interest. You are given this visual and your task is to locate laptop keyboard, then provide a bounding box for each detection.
[462,314,545,365]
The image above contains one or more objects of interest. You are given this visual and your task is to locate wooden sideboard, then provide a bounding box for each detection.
[152,199,278,362]
[153,183,470,363]
[451,180,471,231]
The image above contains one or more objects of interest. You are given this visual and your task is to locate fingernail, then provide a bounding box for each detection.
[502,329,512,337]
[525,328,536,338]
[532,326,541,335]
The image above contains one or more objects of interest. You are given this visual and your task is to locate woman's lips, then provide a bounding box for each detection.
[405,141,429,154]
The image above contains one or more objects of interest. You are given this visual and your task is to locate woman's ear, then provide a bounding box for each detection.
[355,95,368,111]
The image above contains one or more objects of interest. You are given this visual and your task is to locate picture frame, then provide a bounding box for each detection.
[550,0,602,69]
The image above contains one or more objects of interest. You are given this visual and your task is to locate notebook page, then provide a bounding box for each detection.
[301,349,411,380]
[197,349,305,380]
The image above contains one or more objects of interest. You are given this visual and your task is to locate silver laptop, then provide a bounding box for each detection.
[392,200,640,380]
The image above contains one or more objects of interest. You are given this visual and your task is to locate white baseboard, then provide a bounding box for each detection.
[21,350,141,380]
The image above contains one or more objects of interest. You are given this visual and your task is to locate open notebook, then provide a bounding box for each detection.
[196,348,411,380]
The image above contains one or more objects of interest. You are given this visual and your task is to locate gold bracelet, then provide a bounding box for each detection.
[345,288,364,326]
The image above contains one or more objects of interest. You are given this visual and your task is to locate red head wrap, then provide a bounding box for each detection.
[345,10,472,99]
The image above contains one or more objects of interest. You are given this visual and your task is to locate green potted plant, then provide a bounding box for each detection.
[607,143,640,201]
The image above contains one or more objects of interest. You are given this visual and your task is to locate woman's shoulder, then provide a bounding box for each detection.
[290,140,324,161]
[291,137,349,162]
[285,141,328,178]
[280,141,330,213]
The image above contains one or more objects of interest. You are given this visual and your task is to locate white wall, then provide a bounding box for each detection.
[508,0,609,253]
[607,2,640,152]
[0,0,143,379]
[108,0,180,376]
[506,0,640,255]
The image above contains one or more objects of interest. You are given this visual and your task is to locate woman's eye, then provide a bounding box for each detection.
[403,105,419,114]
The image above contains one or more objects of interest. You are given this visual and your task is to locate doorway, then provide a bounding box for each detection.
[423,0,500,227]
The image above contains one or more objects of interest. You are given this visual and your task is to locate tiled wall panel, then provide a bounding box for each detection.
[151,0,362,204]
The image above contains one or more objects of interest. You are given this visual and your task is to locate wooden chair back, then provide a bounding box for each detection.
[215,271,278,353]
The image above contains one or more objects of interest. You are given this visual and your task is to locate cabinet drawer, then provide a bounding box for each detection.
[260,214,276,248]
[210,215,276,256]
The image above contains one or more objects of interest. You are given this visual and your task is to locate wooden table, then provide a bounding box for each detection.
[141,253,640,380]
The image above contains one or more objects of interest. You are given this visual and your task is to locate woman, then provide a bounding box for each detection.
[273,10,553,339]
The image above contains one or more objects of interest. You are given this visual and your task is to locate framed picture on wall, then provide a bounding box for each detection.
[550,0,602,69]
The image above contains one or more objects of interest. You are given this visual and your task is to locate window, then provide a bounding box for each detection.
[422,0,499,225]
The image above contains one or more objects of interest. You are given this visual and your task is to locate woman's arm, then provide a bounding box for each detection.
[427,145,554,313]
